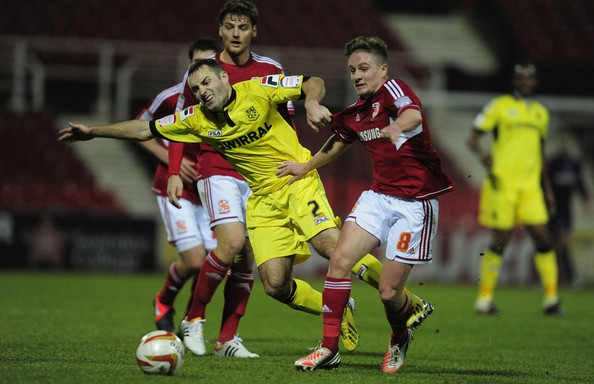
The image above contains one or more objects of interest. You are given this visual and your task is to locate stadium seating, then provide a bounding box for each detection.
[495,0,594,65]
[0,0,403,48]
[0,109,122,212]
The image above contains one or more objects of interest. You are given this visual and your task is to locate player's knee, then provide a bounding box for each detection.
[378,285,402,305]
[218,237,246,258]
[262,281,291,302]
[329,249,355,274]
[184,257,204,273]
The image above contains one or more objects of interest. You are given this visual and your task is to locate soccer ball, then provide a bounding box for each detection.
[135,330,185,375]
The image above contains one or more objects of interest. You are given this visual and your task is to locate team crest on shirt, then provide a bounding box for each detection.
[371,102,381,120]
[156,114,176,127]
[218,199,230,214]
[175,220,187,234]
[245,106,259,121]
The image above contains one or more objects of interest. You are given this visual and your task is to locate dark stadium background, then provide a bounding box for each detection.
[1,0,592,284]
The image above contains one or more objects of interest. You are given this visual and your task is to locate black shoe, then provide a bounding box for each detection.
[544,302,566,316]
[154,293,175,332]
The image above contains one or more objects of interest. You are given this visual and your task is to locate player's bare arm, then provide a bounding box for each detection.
[379,108,422,144]
[301,76,332,132]
[58,120,153,143]
[467,129,493,168]
[139,139,169,164]
[276,134,350,185]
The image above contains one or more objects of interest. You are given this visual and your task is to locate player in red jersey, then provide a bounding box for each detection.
[285,36,455,372]
[136,39,219,333]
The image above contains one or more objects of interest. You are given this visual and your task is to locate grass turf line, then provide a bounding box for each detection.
[0,271,592,384]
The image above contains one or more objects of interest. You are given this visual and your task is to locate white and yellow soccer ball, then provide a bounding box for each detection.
[135,330,185,375]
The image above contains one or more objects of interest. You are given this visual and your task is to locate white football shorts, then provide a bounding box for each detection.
[345,190,438,264]
[197,175,251,234]
[156,195,216,252]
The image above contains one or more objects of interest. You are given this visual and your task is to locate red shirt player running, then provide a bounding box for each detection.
[283,36,454,373]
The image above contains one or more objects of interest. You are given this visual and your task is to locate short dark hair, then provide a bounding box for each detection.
[344,36,388,65]
[219,0,258,26]
[187,38,219,60]
[188,58,224,77]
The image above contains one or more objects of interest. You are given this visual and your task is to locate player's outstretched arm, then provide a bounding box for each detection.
[58,120,153,143]
[276,134,350,185]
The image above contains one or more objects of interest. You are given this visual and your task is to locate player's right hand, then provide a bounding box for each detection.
[167,175,183,209]
[58,122,94,143]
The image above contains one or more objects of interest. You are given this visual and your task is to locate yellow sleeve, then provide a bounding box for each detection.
[473,97,502,132]
[152,105,203,143]
[247,75,304,104]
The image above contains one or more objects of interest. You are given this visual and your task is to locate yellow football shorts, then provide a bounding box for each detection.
[478,177,549,229]
[246,172,337,266]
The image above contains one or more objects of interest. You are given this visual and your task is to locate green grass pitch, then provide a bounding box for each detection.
[1,271,592,383]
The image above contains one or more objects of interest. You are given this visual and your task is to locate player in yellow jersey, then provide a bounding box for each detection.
[468,62,564,315]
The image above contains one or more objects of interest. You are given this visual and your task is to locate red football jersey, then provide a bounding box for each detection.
[331,78,455,199]
[136,83,201,205]
[168,51,290,180]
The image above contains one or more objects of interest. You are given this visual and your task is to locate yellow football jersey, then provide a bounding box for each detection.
[151,74,311,195]
[473,94,549,187]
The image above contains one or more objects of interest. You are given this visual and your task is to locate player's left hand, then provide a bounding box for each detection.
[380,124,402,144]
[167,175,184,209]
[275,161,309,185]
[58,122,94,143]
[305,102,332,132]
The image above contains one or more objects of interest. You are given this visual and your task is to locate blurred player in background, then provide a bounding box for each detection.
[282,36,454,373]
[468,62,564,315]
[547,134,591,286]
[167,0,433,358]
[136,38,218,332]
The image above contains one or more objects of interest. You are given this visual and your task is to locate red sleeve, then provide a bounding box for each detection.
[168,142,184,176]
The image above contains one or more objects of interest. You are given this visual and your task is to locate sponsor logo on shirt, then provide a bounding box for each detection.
[358,127,381,142]
[180,106,195,121]
[280,76,301,88]
[217,122,272,151]
[156,114,176,127]
[260,74,280,88]
[209,130,222,137]
[315,216,330,225]
[245,106,259,121]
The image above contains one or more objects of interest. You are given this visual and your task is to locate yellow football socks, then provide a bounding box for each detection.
[351,254,382,289]
[287,278,323,315]
[534,250,559,302]
[477,249,503,301]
